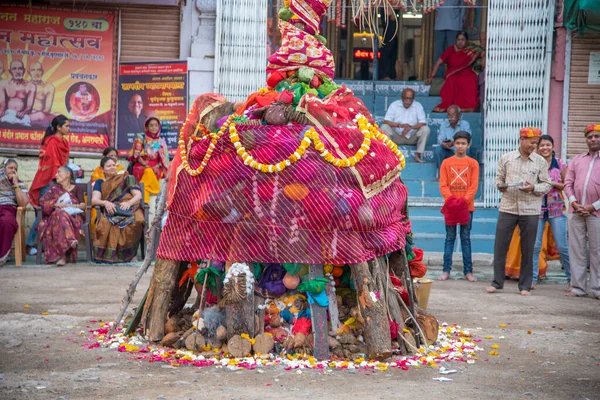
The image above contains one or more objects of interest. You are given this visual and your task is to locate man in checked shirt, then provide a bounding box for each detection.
[487,127,552,296]
[564,125,600,298]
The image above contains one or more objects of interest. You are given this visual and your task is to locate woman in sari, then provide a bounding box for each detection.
[91,147,124,181]
[26,115,71,254]
[0,159,29,266]
[91,157,144,263]
[38,166,85,266]
[426,31,485,113]
[90,147,124,232]
[128,117,169,202]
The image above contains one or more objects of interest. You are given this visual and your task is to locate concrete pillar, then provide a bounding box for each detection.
[184,0,217,102]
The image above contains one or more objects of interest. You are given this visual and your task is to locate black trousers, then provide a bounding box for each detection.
[492,212,540,291]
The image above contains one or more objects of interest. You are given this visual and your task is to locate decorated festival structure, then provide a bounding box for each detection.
[120,0,437,362]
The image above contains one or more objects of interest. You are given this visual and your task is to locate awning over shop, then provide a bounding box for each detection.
[565,0,600,34]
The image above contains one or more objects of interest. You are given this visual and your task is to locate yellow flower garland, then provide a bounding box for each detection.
[178,113,406,176]
[178,114,238,176]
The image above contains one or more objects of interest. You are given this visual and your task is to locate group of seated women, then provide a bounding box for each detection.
[1,115,169,267]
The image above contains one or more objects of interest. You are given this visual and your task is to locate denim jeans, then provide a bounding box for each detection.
[532,214,571,284]
[25,183,51,247]
[435,146,455,169]
[443,212,473,274]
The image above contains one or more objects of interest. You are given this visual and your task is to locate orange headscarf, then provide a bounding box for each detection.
[520,127,542,138]
[584,124,600,136]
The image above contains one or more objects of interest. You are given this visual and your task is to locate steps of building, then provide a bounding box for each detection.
[339,80,494,253]
[407,207,498,254]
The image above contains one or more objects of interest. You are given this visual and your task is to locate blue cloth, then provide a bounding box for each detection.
[437,119,472,146]
[532,215,571,284]
[306,290,329,308]
[280,308,293,324]
[435,0,465,31]
[443,212,474,274]
[26,183,51,247]
[93,179,103,192]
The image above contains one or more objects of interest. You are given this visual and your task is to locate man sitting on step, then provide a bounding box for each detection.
[434,105,472,170]
[380,88,431,163]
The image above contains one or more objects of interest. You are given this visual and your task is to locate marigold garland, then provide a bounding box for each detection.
[178,113,406,176]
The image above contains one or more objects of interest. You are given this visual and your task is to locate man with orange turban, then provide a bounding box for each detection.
[564,124,600,298]
[487,127,552,296]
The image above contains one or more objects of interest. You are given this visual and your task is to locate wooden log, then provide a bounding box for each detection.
[387,288,408,354]
[168,262,192,317]
[224,263,255,340]
[308,264,329,360]
[140,258,180,342]
[350,261,392,361]
[124,289,148,336]
[256,296,266,334]
[326,282,339,336]
[107,180,168,338]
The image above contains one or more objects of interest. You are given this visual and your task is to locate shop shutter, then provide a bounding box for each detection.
[119,5,181,62]
[566,34,600,158]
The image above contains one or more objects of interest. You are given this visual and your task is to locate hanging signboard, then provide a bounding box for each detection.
[0,6,117,153]
[116,61,188,156]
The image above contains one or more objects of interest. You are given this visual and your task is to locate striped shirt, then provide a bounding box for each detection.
[0,181,27,207]
[495,150,552,216]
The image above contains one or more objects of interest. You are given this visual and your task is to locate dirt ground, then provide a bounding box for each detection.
[0,264,599,400]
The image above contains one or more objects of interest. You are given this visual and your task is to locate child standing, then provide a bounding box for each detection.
[438,131,480,281]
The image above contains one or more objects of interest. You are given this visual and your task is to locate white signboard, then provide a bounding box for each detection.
[588,52,600,84]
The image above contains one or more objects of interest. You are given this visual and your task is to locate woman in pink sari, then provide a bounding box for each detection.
[427,31,485,113]
[128,117,170,202]
[38,166,85,266]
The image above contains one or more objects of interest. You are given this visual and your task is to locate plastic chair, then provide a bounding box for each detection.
[87,181,149,262]
[14,207,27,266]
[35,183,91,265]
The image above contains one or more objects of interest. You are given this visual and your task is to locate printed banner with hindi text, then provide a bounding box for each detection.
[0,6,117,153]
[117,61,188,156]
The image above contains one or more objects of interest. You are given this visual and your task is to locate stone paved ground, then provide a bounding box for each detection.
[0,264,598,400]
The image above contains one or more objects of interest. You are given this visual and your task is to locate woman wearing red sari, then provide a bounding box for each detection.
[26,115,71,253]
[427,32,485,113]
[38,166,85,266]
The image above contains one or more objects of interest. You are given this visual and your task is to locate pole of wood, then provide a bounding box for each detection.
[106,179,169,339]
[140,258,180,342]
[349,261,392,361]
[308,264,329,360]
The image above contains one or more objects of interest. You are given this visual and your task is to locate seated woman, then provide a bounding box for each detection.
[90,147,124,232]
[0,159,29,266]
[426,31,485,113]
[91,157,145,263]
[38,166,85,266]
[91,147,124,181]
[128,117,170,202]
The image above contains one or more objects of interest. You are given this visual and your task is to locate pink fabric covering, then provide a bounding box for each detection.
[158,124,411,264]
[267,20,335,79]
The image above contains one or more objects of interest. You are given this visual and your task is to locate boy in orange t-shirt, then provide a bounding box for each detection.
[438,131,480,282]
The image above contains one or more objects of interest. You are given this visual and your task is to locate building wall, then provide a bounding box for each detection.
[2,0,218,233]
[548,28,567,157]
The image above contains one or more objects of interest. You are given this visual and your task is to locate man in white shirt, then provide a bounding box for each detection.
[380,88,431,163]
